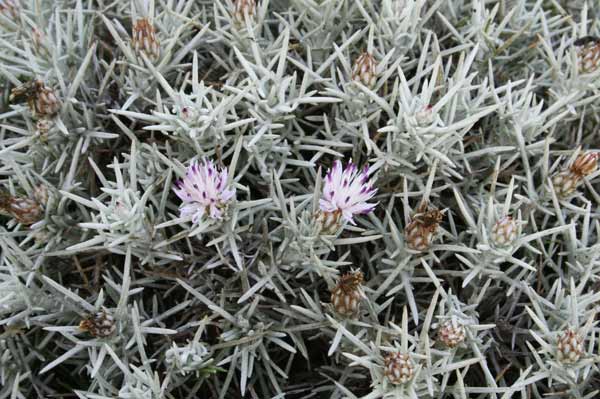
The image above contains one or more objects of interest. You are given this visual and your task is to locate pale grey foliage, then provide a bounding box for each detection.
[0,0,599,398]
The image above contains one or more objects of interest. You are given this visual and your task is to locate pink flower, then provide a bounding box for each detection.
[319,160,377,224]
[173,160,235,223]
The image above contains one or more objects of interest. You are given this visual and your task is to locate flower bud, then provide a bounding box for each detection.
[330,271,363,317]
[384,352,414,385]
[556,328,584,364]
[490,216,517,247]
[438,320,466,348]
[552,170,579,198]
[352,52,377,88]
[79,309,116,338]
[33,84,61,117]
[405,202,444,252]
[574,36,600,74]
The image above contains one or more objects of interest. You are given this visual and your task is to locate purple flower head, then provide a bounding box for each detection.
[173,159,236,223]
[319,160,378,225]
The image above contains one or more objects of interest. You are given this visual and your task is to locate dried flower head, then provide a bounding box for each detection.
[10,79,61,118]
[384,352,414,385]
[131,17,160,60]
[233,0,256,23]
[79,309,116,338]
[574,36,600,74]
[438,320,466,348]
[352,52,377,88]
[319,160,377,227]
[552,151,598,198]
[556,328,584,364]
[0,191,43,225]
[570,151,598,177]
[552,170,579,198]
[490,216,517,247]
[404,202,444,251]
[330,271,364,317]
[173,159,236,223]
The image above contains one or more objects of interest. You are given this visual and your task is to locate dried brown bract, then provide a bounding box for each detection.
[404,202,444,251]
[330,270,364,317]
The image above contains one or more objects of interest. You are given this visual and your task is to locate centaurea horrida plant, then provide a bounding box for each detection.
[2,1,600,398]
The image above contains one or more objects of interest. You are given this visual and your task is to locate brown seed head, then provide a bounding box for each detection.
[132,17,160,60]
[9,79,44,103]
[79,309,116,338]
[336,270,363,293]
[7,196,42,225]
[10,80,60,117]
[570,151,598,177]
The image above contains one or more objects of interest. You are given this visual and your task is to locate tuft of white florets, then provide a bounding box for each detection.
[173,159,236,224]
[319,160,377,225]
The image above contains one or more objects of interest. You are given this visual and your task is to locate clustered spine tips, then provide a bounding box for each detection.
[437,320,466,348]
[330,270,364,317]
[172,159,236,224]
[78,309,116,338]
[404,202,444,252]
[556,328,584,364]
[575,36,600,74]
[383,352,414,385]
[318,159,378,230]
[490,216,517,247]
[132,17,160,61]
[552,151,598,198]
[352,52,377,88]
